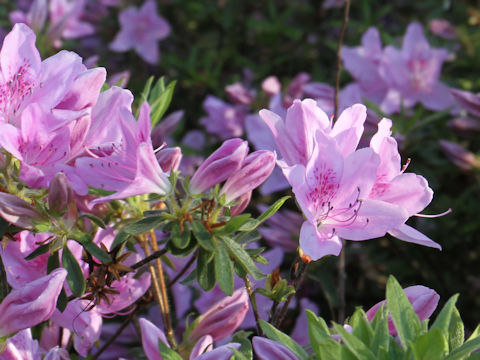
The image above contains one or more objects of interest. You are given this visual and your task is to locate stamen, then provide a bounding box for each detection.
[415,208,452,218]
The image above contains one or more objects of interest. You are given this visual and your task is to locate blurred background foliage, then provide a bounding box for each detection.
[2,0,480,333]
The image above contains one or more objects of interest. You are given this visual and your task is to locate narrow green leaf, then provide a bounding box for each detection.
[25,243,50,260]
[259,319,308,360]
[158,338,182,360]
[216,214,251,235]
[62,245,86,297]
[82,241,111,263]
[136,76,154,117]
[386,275,421,349]
[111,231,130,249]
[448,307,464,351]
[306,310,341,360]
[231,331,253,360]
[350,308,374,346]
[150,80,177,126]
[197,248,216,291]
[123,216,164,235]
[370,305,390,356]
[231,348,250,360]
[56,287,68,312]
[149,77,165,102]
[221,236,264,280]
[47,251,60,273]
[410,328,448,360]
[238,196,290,232]
[191,220,216,251]
[431,294,459,338]
[78,213,106,229]
[171,223,191,249]
[214,243,234,295]
[445,336,480,359]
[332,323,377,360]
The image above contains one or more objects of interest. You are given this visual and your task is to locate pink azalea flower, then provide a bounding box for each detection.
[262,100,411,260]
[369,118,442,249]
[200,95,248,139]
[110,1,170,64]
[380,22,454,111]
[48,0,95,43]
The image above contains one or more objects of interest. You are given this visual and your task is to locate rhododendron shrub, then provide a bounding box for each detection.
[0,8,478,359]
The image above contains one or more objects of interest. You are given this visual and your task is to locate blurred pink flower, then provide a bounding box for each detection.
[429,19,457,39]
[110,1,170,64]
[0,329,40,360]
[439,139,479,171]
[200,95,248,139]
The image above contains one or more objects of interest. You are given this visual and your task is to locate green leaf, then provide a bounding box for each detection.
[306,311,341,360]
[238,196,290,232]
[78,213,106,229]
[62,245,86,297]
[332,323,377,360]
[123,216,164,235]
[350,308,374,346]
[25,243,50,260]
[149,77,165,102]
[56,287,68,312]
[215,214,251,235]
[191,220,216,251]
[411,328,448,360]
[157,338,182,360]
[231,331,253,360]
[215,243,234,296]
[445,335,480,360]
[386,275,421,349]
[136,76,154,117]
[166,235,198,257]
[83,241,111,263]
[197,248,216,291]
[259,320,308,360]
[220,236,264,280]
[370,305,390,356]
[111,231,130,249]
[231,348,251,360]
[47,251,60,273]
[448,307,465,351]
[150,80,177,127]
[171,223,191,249]
[431,294,459,338]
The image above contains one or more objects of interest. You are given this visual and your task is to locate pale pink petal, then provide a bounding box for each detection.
[139,318,168,360]
[388,223,441,249]
[190,335,213,359]
[299,221,342,261]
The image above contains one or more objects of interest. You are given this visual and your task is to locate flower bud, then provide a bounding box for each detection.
[220,150,276,203]
[262,76,281,97]
[225,82,255,105]
[48,172,74,215]
[439,140,479,171]
[252,337,298,360]
[139,318,169,359]
[366,285,440,335]
[189,288,249,343]
[451,88,480,117]
[0,268,67,337]
[0,192,46,229]
[156,147,182,172]
[151,110,184,147]
[189,139,248,194]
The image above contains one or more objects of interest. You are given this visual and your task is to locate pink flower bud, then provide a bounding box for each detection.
[151,110,184,147]
[189,138,248,194]
[262,76,281,97]
[366,285,440,335]
[48,172,74,215]
[156,147,182,172]
[451,89,480,117]
[0,192,46,229]
[225,82,255,105]
[252,337,298,360]
[139,318,169,359]
[189,288,249,343]
[429,19,457,39]
[439,140,479,170]
[0,268,67,337]
[220,150,276,203]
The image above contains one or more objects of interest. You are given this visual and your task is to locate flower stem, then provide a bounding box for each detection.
[243,275,264,336]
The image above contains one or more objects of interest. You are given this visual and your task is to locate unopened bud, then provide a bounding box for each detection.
[48,173,74,215]
[439,140,479,170]
[220,150,276,203]
[253,337,298,360]
[156,147,182,172]
[189,138,248,194]
[262,76,281,97]
[0,192,45,229]
[225,82,255,105]
[189,288,249,342]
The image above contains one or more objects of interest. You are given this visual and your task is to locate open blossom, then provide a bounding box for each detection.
[380,22,454,111]
[261,99,441,260]
[110,0,170,64]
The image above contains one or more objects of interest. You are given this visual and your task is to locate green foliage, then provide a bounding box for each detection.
[258,276,480,360]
